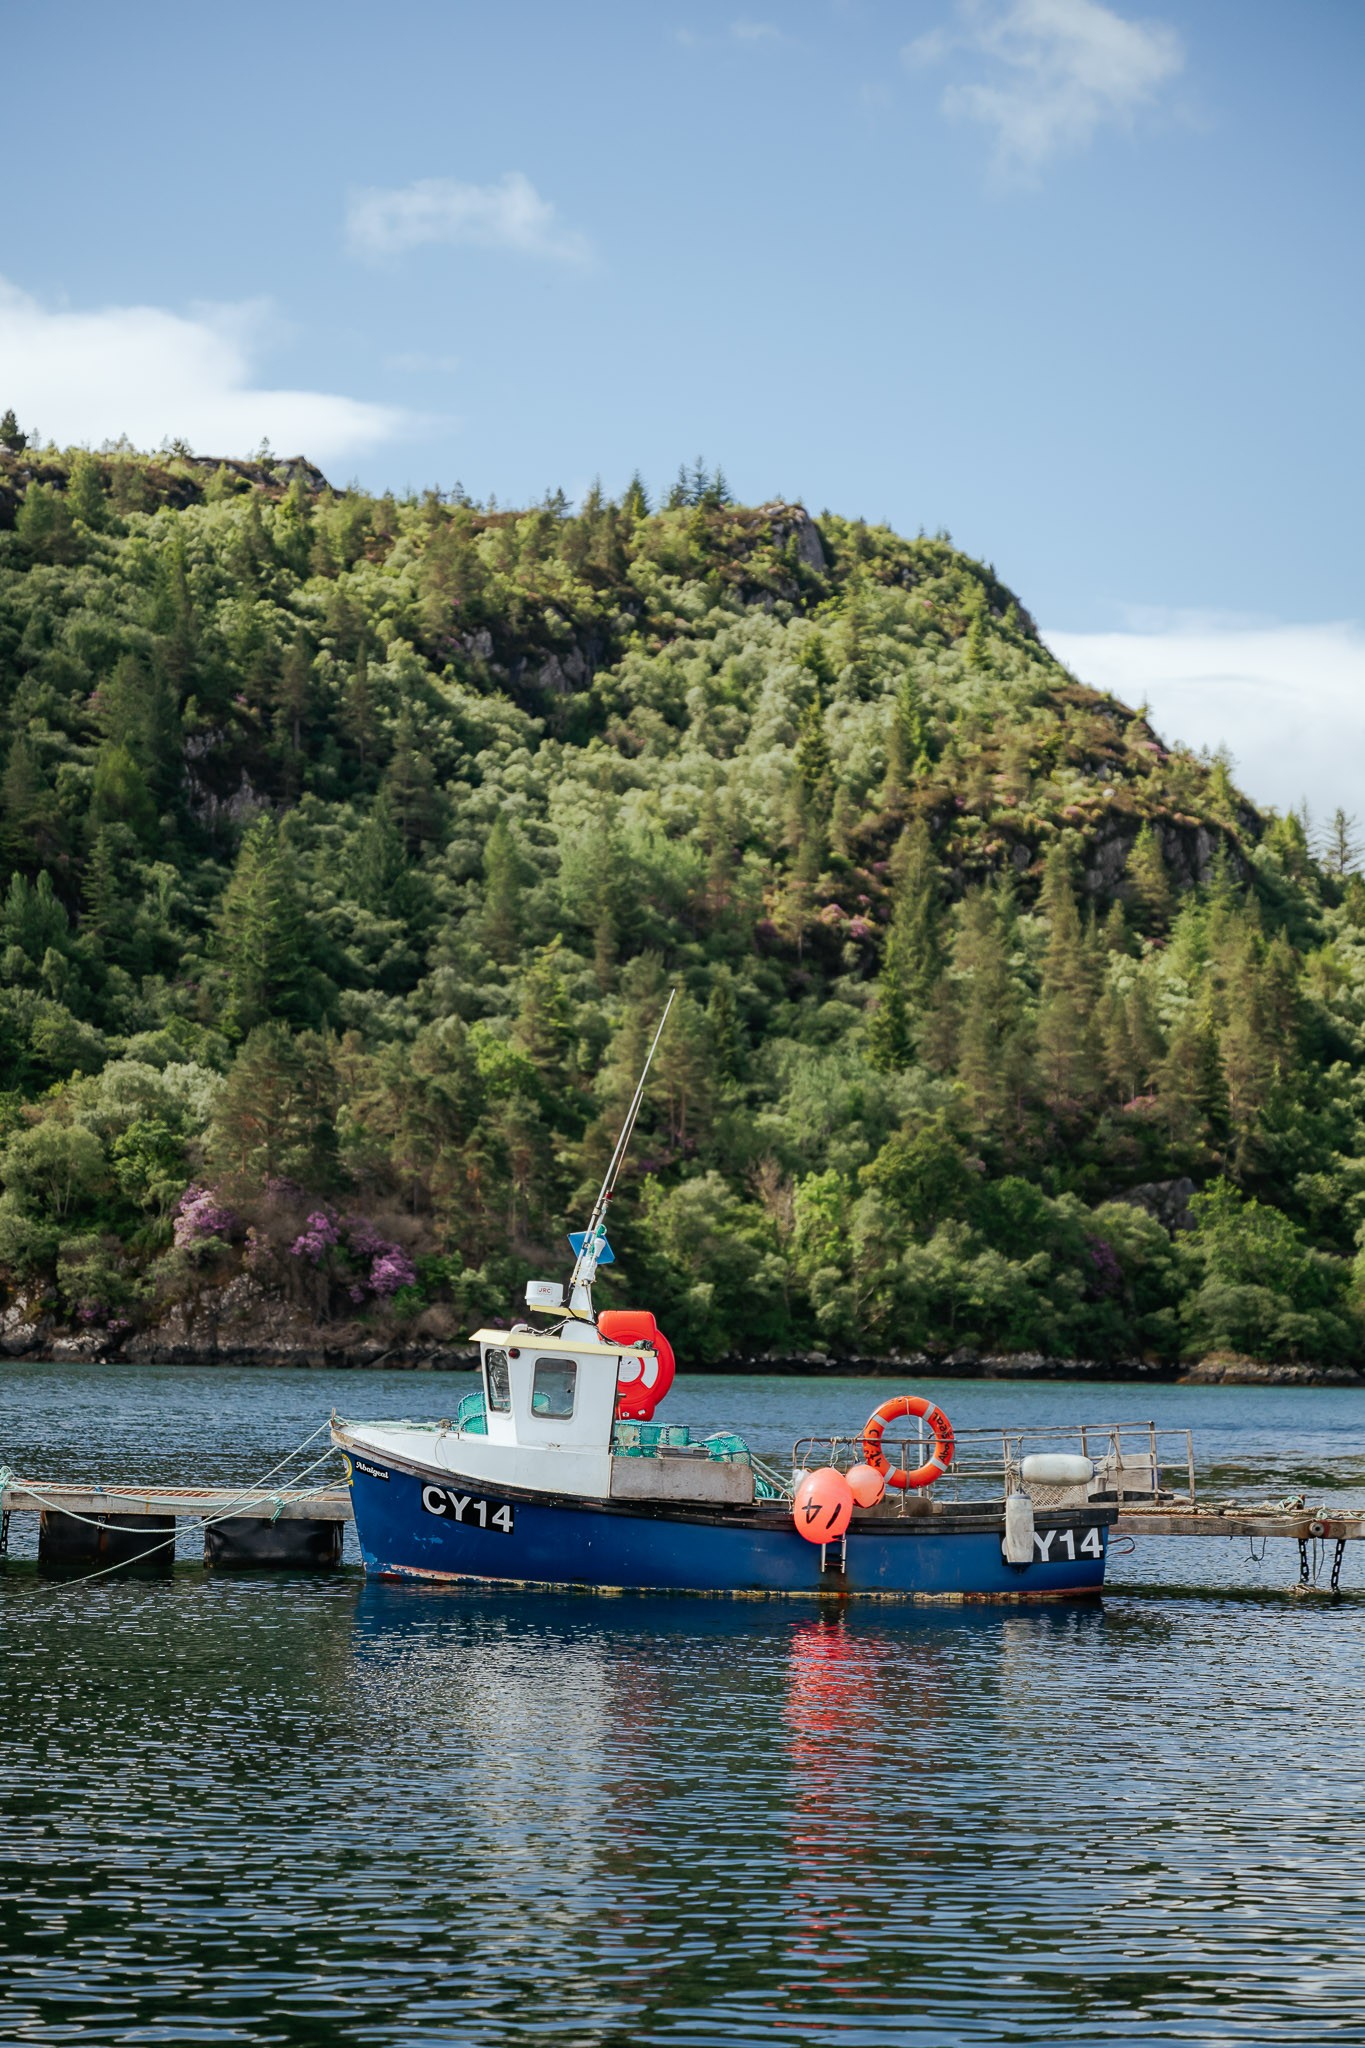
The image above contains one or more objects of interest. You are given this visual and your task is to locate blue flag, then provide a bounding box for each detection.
[568,1227,615,1266]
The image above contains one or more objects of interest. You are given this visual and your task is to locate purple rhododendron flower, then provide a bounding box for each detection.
[173,1184,237,1249]
[370,1247,417,1295]
[290,1211,341,1263]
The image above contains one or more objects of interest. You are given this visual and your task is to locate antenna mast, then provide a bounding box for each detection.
[567,988,676,1317]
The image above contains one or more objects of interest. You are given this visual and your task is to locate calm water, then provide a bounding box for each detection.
[3,1361,1365,2046]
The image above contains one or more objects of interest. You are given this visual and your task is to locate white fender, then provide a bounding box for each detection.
[1003,1491,1035,1564]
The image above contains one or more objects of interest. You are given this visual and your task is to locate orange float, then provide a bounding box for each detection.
[845,1462,886,1508]
[599,1309,676,1420]
[862,1395,955,1491]
[792,1466,854,1543]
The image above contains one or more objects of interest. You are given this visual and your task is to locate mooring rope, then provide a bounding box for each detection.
[0,1421,346,1598]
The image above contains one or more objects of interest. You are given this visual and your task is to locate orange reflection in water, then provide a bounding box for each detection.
[783,1613,948,1968]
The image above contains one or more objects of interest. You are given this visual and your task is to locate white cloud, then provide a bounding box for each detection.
[731,19,782,41]
[907,0,1183,177]
[0,277,409,463]
[1046,618,1365,825]
[347,172,591,264]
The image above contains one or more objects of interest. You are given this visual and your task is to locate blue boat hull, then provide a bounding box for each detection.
[344,1449,1111,1602]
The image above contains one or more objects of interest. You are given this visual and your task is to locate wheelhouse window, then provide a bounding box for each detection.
[531,1358,577,1419]
[484,1347,511,1413]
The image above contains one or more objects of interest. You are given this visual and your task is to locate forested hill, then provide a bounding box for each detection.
[1,440,1363,1371]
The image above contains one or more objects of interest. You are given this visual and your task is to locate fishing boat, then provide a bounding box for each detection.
[334,999,1184,1602]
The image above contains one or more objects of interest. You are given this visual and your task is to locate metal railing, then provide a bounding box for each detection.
[792,1421,1196,1511]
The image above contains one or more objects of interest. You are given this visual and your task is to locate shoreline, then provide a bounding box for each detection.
[2,1328,1361,1388]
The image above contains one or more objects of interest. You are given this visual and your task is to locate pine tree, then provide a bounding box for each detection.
[206,1024,339,1186]
[585,820,630,991]
[952,886,1028,1132]
[67,450,107,528]
[16,482,76,563]
[0,408,28,452]
[95,652,181,810]
[698,788,736,923]
[621,471,650,520]
[380,708,443,849]
[1102,900,1130,954]
[274,632,313,760]
[514,940,576,1092]
[794,695,833,812]
[887,818,943,1003]
[777,797,824,954]
[867,934,914,1072]
[1125,823,1173,930]
[1156,1011,1219,1158]
[1322,807,1362,877]
[829,785,854,861]
[346,797,411,917]
[342,643,382,774]
[1099,975,1163,1103]
[883,672,929,805]
[0,735,64,871]
[870,824,946,1073]
[82,825,129,944]
[658,993,715,1150]
[215,820,321,1036]
[1036,844,1102,1115]
[481,815,524,963]
[706,970,742,1081]
[90,742,158,847]
[1264,810,1313,883]
[1207,746,1237,814]
[153,527,198,690]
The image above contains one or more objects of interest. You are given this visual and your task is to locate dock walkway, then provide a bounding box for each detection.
[0,1479,353,1570]
[0,1482,353,1521]
[1115,1504,1365,1540]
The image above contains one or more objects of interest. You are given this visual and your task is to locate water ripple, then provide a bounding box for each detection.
[3,1574,1365,2046]
[5,1362,1365,2043]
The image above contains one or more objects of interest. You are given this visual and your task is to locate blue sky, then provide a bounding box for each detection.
[4,1,1362,815]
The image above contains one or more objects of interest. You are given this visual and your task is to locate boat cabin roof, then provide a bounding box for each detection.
[470,1326,626,1361]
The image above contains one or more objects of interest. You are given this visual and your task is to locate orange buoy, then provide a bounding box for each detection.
[862,1395,955,1491]
[792,1466,853,1543]
[845,1462,886,1508]
[600,1309,676,1419]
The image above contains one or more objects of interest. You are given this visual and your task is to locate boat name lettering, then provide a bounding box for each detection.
[1013,1525,1104,1563]
[421,1484,515,1534]
[354,1459,390,1483]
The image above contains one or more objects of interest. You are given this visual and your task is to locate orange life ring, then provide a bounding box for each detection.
[862,1394,955,1491]
[599,1309,676,1420]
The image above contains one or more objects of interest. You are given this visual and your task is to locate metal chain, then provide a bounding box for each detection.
[1299,1537,1311,1586]
[1331,1538,1347,1599]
